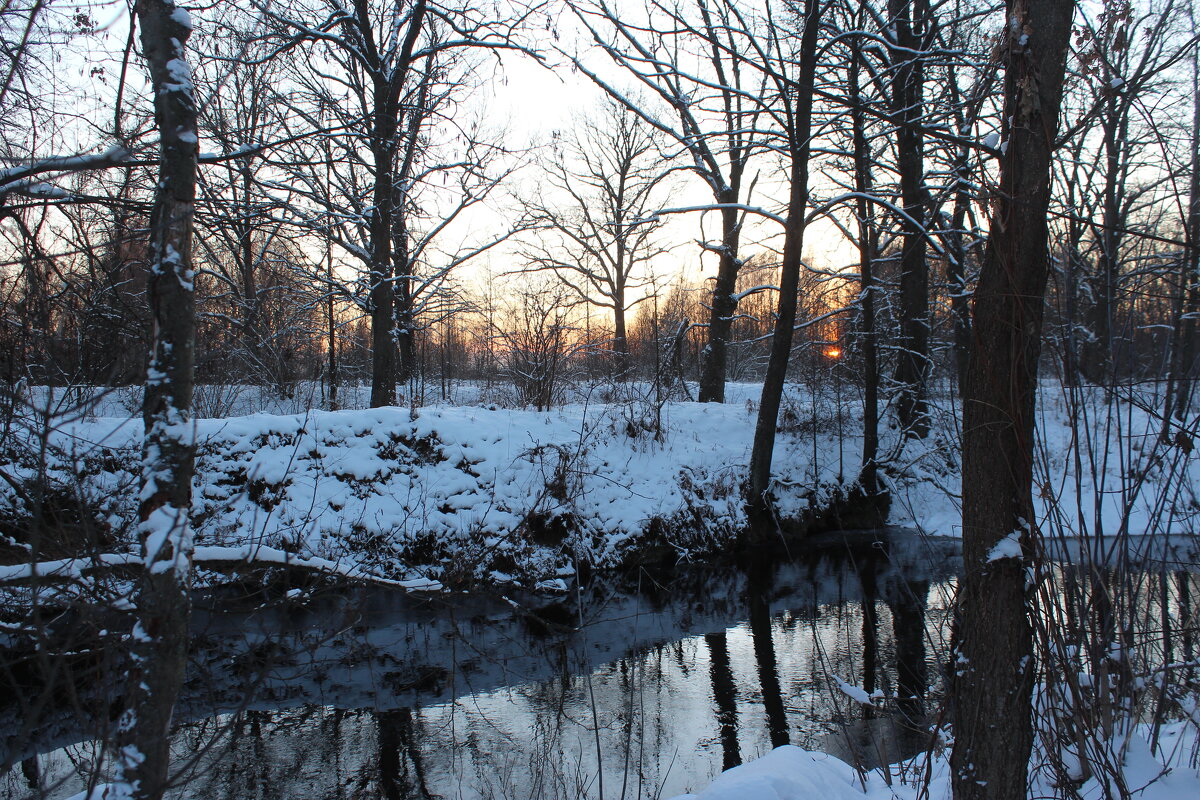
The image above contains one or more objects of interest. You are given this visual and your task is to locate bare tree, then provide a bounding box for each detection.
[1168,6,1200,420]
[1070,0,1184,383]
[519,100,673,377]
[259,0,530,405]
[493,279,584,409]
[568,0,768,402]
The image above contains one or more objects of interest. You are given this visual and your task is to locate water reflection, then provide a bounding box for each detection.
[17,531,1190,800]
[747,564,789,749]
[704,630,742,770]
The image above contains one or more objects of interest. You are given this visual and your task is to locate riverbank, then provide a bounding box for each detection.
[0,381,1195,592]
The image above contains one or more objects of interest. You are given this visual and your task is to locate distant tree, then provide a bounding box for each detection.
[1070,0,1183,383]
[493,279,582,409]
[519,100,673,377]
[261,0,527,405]
[258,0,431,408]
[568,0,768,403]
[192,14,295,387]
[1170,13,1200,419]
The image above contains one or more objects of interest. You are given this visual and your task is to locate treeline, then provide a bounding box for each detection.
[2,0,1195,414]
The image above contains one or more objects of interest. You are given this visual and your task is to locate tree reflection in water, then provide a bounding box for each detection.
[5,532,978,799]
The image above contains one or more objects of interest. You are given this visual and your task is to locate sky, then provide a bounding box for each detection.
[17,0,861,311]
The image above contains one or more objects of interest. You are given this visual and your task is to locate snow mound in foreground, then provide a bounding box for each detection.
[670,746,868,800]
[671,723,1200,800]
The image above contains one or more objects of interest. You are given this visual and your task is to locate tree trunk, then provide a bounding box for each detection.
[327,238,339,410]
[366,1,426,408]
[395,226,416,388]
[889,0,931,439]
[1170,46,1200,420]
[239,167,260,375]
[747,0,822,513]
[1083,88,1126,385]
[613,293,630,379]
[951,3,1074,800]
[944,54,977,396]
[698,195,743,403]
[948,159,972,395]
[369,123,398,407]
[117,3,199,798]
[851,36,881,496]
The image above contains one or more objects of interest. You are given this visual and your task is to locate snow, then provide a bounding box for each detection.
[1,381,1196,590]
[832,676,880,706]
[62,784,132,800]
[987,530,1022,562]
[140,503,192,576]
[669,723,1200,800]
[163,58,193,92]
[170,6,192,31]
[669,746,866,800]
[190,544,441,590]
[0,552,137,583]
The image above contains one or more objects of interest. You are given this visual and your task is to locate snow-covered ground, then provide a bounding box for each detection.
[1,379,1197,589]
[669,722,1200,800]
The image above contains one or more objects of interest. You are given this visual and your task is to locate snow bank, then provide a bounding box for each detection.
[2,381,1196,589]
[669,723,1200,800]
[669,746,872,800]
[2,388,860,586]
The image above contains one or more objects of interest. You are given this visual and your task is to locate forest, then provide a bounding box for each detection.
[1,0,1199,798]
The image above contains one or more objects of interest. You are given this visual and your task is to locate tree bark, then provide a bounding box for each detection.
[850,33,881,495]
[366,0,426,408]
[889,0,931,439]
[698,195,744,403]
[1169,43,1200,420]
[951,3,1074,799]
[613,292,630,378]
[395,222,416,388]
[368,107,399,407]
[747,0,822,511]
[117,2,199,798]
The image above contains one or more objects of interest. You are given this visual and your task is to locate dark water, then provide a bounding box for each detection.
[2,531,961,799]
[6,531,1193,800]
